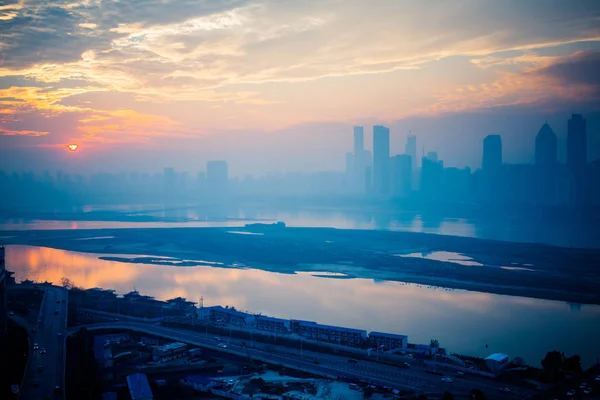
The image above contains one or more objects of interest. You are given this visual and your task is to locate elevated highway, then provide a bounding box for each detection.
[8,285,68,400]
[67,321,535,399]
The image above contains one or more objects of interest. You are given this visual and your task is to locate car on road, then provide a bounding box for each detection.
[9,311,14,316]
[596,375,600,381]
[37,365,43,372]
[40,349,47,355]
[441,377,454,383]
[567,389,577,396]
[399,362,411,368]
[33,344,39,351]
[54,310,59,315]
[33,380,40,387]
[56,299,61,303]
[214,336,221,341]
[581,383,588,389]
[31,328,36,333]
[498,388,512,393]
[455,371,464,376]
[217,343,228,348]
[54,385,61,393]
[57,332,62,336]
[584,388,592,395]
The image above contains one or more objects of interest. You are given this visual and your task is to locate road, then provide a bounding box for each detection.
[69,321,536,399]
[10,285,68,400]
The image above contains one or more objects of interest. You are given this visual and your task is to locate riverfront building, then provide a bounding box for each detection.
[292,320,367,346]
[368,331,408,352]
[255,315,291,333]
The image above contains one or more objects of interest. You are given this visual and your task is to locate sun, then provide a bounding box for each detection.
[67,144,78,152]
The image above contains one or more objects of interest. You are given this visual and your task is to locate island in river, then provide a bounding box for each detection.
[1,226,599,305]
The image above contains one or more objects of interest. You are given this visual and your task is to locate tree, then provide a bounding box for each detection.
[563,354,582,373]
[430,338,440,348]
[541,351,563,381]
[469,389,487,400]
[442,391,455,400]
[512,356,526,367]
[60,277,74,289]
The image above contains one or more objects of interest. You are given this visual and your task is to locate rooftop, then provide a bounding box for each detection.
[297,321,367,335]
[126,373,153,400]
[157,342,186,352]
[486,353,509,362]
[369,331,408,340]
[256,315,289,324]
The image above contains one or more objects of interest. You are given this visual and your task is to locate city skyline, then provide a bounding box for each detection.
[0,1,599,175]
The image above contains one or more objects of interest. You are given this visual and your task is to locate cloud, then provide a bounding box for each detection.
[0,127,49,136]
[534,50,600,89]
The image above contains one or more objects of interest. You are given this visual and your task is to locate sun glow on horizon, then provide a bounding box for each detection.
[67,144,78,152]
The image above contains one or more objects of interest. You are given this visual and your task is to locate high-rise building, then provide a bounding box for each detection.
[405,135,417,169]
[373,125,390,195]
[482,135,502,172]
[390,154,412,198]
[206,161,228,198]
[345,152,354,176]
[535,123,558,205]
[421,156,444,200]
[535,123,557,168]
[163,167,176,203]
[354,126,364,155]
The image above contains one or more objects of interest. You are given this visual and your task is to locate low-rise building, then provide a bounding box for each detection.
[485,353,509,374]
[126,373,153,400]
[368,331,408,351]
[255,315,290,333]
[294,320,367,346]
[200,306,254,327]
[180,375,214,392]
[282,391,321,400]
[152,342,187,362]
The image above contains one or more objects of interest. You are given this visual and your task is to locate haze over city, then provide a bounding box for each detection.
[2,2,600,400]
[1,0,600,175]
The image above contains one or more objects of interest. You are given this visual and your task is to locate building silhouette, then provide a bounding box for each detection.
[567,114,587,205]
[405,135,417,169]
[390,154,412,198]
[535,123,557,168]
[163,167,176,204]
[535,123,558,205]
[421,155,444,201]
[482,135,502,172]
[206,161,228,197]
[373,125,390,195]
[354,126,364,156]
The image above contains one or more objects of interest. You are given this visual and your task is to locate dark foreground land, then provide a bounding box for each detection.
[2,226,600,304]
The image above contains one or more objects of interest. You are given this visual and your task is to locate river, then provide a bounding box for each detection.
[5,244,599,369]
[2,206,599,248]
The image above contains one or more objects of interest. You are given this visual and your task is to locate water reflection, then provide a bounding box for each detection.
[2,207,598,248]
[5,245,599,368]
[398,251,484,267]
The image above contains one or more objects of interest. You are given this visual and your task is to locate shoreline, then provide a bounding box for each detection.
[2,226,600,305]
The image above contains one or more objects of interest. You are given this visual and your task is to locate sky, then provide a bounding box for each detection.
[1,0,600,176]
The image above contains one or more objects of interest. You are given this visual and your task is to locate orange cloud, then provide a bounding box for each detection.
[0,128,49,136]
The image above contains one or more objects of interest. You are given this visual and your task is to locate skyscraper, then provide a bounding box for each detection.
[354,126,364,155]
[206,161,228,198]
[163,167,176,203]
[535,123,557,168]
[373,125,390,195]
[405,135,417,169]
[482,135,502,172]
[535,122,558,204]
[390,154,412,198]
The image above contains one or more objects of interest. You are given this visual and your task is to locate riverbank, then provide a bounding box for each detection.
[1,226,599,305]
